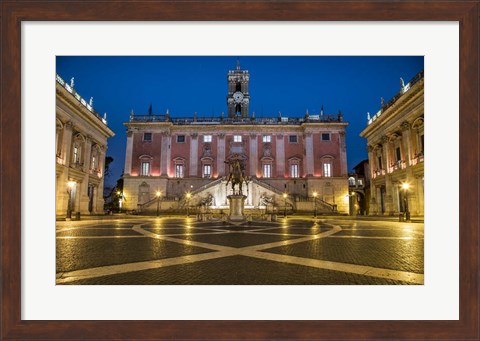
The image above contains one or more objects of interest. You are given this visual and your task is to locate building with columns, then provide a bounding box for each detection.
[360,70,424,216]
[122,64,349,214]
[56,75,115,216]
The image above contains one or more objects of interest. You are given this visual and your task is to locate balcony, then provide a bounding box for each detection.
[411,152,424,166]
[389,160,406,173]
[372,169,386,179]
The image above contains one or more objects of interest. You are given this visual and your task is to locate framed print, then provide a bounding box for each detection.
[1,1,478,340]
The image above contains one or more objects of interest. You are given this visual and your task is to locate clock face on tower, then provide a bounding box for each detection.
[233,91,244,103]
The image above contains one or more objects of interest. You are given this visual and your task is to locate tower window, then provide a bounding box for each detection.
[233,135,242,142]
[321,133,331,141]
[262,135,271,143]
[143,133,152,142]
[289,135,298,143]
[204,135,212,143]
[176,135,185,143]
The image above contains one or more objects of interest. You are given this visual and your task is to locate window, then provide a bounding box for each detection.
[377,156,383,170]
[420,134,424,153]
[289,135,298,143]
[177,135,185,143]
[175,164,184,178]
[321,133,331,141]
[290,164,299,178]
[203,164,211,178]
[323,162,332,177]
[203,135,212,143]
[233,135,242,142]
[348,177,356,186]
[141,162,151,176]
[262,135,271,143]
[143,133,152,141]
[263,164,272,178]
[396,147,401,161]
[91,156,96,170]
[358,179,363,186]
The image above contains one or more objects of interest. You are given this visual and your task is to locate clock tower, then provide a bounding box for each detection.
[227,60,250,119]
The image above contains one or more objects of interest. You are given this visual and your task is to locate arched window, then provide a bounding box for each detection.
[139,155,153,176]
[71,133,85,167]
[320,155,335,177]
[173,157,186,178]
[288,157,302,178]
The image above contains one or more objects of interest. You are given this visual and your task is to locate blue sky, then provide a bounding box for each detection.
[56,56,424,187]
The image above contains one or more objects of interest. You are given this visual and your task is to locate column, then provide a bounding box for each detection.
[61,121,73,166]
[275,134,285,177]
[160,131,170,176]
[189,133,198,177]
[124,130,134,175]
[401,122,412,166]
[305,133,314,176]
[249,133,258,176]
[217,134,225,176]
[95,146,107,214]
[80,136,93,213]
[339,131,347,176]
[367,145,375,178]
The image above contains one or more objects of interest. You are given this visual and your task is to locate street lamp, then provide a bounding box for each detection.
[313,191,318,218]
[156,191,161,216]
[66,181,75,220]
[117,191,123,212]
[186,192,191,217]
[401,183,410,221]
[283,192,288,218]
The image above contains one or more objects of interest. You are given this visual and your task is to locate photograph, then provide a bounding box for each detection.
[55,56,425,285]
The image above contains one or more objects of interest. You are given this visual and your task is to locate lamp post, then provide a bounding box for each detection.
[283,192,288,218]
[313,191,318,218]
[66,181,75,220]
[117,191,123,213]
[401,183,410,221]
[186,192,191,217]
[156,191,161,216]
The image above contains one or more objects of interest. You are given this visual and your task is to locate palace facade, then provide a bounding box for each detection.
[122,63,349,214]
[360,70,424,216]
[56,75,115,216]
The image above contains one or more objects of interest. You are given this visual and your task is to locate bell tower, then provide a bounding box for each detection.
[227,60,250,119]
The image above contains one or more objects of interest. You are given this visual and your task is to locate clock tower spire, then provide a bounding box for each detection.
[227,60,250,119]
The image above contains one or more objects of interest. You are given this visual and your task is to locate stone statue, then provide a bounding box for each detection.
[259,193,273,206]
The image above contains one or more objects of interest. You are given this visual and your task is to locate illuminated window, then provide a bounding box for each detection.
[177,135,185,143]
[323,162,332,177]
[91,156,96,170]
[203,164,211,178]
[175,164,184,178]
[263,164,272,178]
[203,135,212,143]
[262,135,271,143]
[141,162,151,176]
[348,177,355,186]
[290,164,299,178]
[143,133,152,141]
[289,135,298,143]
[233,135,242,142]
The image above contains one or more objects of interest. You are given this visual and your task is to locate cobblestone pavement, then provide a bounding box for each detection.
[56,216,424,285]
